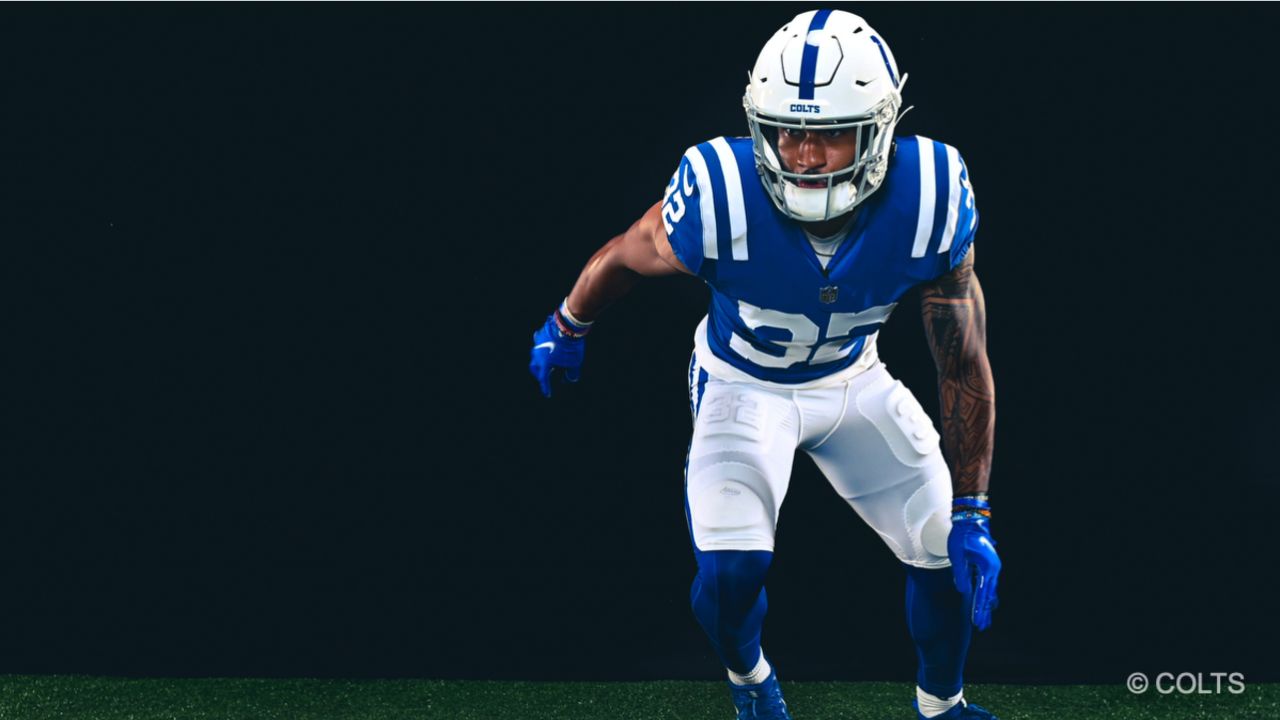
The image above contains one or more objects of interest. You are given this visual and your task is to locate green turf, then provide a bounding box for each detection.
[0,677,1275,720]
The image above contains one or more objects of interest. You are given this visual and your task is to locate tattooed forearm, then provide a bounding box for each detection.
[920,252,995,496]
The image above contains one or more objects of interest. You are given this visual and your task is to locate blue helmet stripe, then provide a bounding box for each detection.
[798,9,834,100]
[869,36,899,87]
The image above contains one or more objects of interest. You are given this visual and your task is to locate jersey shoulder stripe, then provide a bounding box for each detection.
[708,137,748,260]
[680,144,718,261]
[938,143,963,254]
[910,135,937,258]
[664,137,753,276]
[901,135,978,271]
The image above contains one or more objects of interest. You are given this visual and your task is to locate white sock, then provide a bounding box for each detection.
[916,687,963,718]
[727,652,772,686]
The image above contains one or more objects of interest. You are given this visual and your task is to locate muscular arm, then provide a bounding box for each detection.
[564,202,692,322]
[920,250,995,496]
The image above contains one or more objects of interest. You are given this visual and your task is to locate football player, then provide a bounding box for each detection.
[529,10,1001,720]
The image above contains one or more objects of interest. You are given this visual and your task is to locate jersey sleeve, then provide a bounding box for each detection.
[946,150,979,271]
[906,138,980,282]
[659,146,714,279]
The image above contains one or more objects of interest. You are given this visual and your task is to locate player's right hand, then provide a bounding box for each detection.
[529,313,585,398]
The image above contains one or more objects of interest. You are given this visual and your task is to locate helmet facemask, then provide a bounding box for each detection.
[745,87,905,223]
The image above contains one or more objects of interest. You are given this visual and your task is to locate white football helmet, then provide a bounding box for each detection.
[744,9,907,222]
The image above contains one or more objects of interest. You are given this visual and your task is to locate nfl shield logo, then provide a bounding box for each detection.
[819,286,839,304]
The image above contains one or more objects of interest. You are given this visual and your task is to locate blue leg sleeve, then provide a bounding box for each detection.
[690,549,773,674]
[904,564,972,698]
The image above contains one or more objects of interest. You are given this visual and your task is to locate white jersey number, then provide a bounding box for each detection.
[729,300,896,369]
[661,166,694,234]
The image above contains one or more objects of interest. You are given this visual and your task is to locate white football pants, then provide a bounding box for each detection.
[686,355,954,568]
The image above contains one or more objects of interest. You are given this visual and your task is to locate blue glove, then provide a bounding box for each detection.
[948,496,1001,631]
[529,304,589,398]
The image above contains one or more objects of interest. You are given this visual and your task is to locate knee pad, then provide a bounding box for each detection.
[920,508,952,563]
[687,452,777,552]
[899,480,953,568]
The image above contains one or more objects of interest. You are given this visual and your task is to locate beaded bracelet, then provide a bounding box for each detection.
[554,299,593,338]
[952,493,991,520]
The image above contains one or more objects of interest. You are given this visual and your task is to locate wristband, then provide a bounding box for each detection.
[952,493,991,520]
[554,299,593,338]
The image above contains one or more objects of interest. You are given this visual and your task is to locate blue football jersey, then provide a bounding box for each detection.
[663,135,978,385]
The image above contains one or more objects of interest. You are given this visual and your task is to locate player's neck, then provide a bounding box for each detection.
[801,209,858,240]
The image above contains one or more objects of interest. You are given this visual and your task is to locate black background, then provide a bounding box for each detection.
[4,4,1279,683]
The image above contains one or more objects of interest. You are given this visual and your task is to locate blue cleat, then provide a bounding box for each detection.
[728,670,793,719]
[915,699,999,719]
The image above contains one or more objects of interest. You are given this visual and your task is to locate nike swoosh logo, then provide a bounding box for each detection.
[535,342,555,351]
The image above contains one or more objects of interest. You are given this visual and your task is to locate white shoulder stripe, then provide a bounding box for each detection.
[911,137,936,259]
[937,144,962,255]
[709,137,748,260]
[683,146,718,260]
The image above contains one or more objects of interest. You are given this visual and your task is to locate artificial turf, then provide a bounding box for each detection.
[0,676,1275,720]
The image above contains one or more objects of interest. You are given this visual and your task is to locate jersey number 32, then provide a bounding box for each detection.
[731,300,895,368]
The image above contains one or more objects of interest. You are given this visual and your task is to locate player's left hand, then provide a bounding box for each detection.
[948,500,1001,631]
[529,313,585,398]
